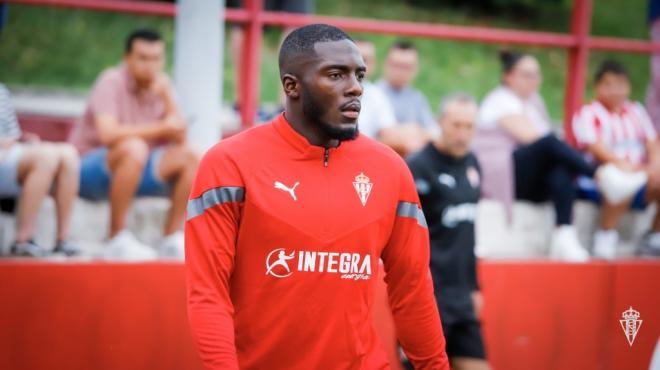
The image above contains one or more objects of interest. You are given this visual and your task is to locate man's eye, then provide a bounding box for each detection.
[357,73,365,81]
[329,73,342,80]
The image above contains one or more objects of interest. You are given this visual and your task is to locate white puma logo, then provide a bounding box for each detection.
[274,181,300,201]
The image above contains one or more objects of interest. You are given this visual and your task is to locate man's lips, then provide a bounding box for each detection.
[340,101,361,119]
[341,111,360,119]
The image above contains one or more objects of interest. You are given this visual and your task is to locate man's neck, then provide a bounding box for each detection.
[283,109,339,148]
[385,80,406,91]
[434,139,464,161]
[598,98,624,114]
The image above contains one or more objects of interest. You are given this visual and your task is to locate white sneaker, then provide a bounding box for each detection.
[593,229,619,260]
[158,231,185,260]
[103,230,157,261]
[549,225,589,262]
[596,164,647,205]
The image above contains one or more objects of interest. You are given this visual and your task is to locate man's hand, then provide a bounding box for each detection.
[471,290,484,319]
[0,137,17,150]
[160,115,187,143]
[150,73,173,98]
[20,132,41,144]
[612,158,641,173]
[645,165,660,195]
[395,124,429,155]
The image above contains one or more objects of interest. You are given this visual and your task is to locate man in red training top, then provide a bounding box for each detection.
[185,23,449,370]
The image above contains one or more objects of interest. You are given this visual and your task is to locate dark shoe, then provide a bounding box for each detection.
[636,232,660,258]
[10,240,49,257]
[53,240,81,257]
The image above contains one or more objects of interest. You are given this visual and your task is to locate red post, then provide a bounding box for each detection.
[564,0,593,145]
[239,0,264,130]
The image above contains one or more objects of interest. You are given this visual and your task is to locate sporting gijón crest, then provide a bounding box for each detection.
[353,172,373,206]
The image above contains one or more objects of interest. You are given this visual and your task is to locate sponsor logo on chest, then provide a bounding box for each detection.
[266,248,372,281]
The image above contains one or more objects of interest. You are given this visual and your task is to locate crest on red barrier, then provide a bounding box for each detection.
[619,306,642,346]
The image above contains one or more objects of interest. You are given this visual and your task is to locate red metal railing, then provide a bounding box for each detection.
[7,0,660,134]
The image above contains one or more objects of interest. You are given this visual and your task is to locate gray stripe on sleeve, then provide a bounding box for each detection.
[186,186,245,221]
[396,201,428,228]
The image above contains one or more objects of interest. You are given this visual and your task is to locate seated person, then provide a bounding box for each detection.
[573,60,660,258]
[376,41,434,155]
[0,83,80,257]
[69,29,200,261]
[474,51,645,262]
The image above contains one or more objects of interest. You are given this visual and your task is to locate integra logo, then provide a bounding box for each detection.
[265,248,372,280]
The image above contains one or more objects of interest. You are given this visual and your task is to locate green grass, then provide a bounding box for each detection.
[0,0,651,122]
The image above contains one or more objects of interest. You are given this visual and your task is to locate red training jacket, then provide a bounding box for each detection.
[185,113,449,370]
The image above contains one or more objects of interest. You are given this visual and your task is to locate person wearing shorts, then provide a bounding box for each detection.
[69,29,200,261]
[0,83,80,257]
[573,60,660,258]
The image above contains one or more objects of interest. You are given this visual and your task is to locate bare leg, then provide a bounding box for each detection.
[600,198,631,230]
[158,142,201,235]
[646,185,660,232]
[651,205,660,232]
[106,138,149,237]
[15,145,58,242]
[451,357,491,370]
[50,143,80,242]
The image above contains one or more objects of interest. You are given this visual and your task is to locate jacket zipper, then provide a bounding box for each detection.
[323,148,330,167]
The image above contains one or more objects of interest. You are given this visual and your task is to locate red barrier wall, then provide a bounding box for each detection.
[0,261,657,370]
[0,262,202,370]
[478,261,659,370]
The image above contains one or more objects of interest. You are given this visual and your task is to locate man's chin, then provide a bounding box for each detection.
[339,122,358,130]
[321,122,359,141]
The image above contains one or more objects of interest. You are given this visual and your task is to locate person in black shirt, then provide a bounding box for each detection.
[407,94,490,370]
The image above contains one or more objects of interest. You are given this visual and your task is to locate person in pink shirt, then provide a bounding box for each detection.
[70,29,200,260]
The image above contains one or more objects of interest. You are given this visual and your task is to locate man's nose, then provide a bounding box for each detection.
[345,74,363,97]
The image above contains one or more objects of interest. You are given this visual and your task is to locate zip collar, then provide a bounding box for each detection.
[272,113,346,167]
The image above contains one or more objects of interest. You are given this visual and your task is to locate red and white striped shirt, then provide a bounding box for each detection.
[572,100,657,165]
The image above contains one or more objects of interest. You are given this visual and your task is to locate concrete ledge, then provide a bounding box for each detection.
[0,197,170,255]
[1,196,656,259]
[476,199,655,259]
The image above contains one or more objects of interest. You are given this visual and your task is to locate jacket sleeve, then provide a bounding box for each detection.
[185,146,244,370]
[380,160,449,370]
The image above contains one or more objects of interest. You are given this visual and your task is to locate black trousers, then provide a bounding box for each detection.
[513,134,597,225]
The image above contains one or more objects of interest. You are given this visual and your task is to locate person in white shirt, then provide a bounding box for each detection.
[474,51,646,262]
[354,40,396,139]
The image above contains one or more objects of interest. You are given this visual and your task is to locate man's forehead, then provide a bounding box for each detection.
[601,73,629,83]
[131,39,165,53]
[313,39,364,66]
[388,51,417,66]
[446,101,477,116]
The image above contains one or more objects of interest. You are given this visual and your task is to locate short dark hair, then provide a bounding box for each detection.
[125,29,163,54]
[500,50,531,73]
[594,60,629,84]
[278,23,353,77]
[499,50,528,74]
[389,40,416,52]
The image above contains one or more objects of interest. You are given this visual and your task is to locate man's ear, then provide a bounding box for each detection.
[282,74,300,99]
